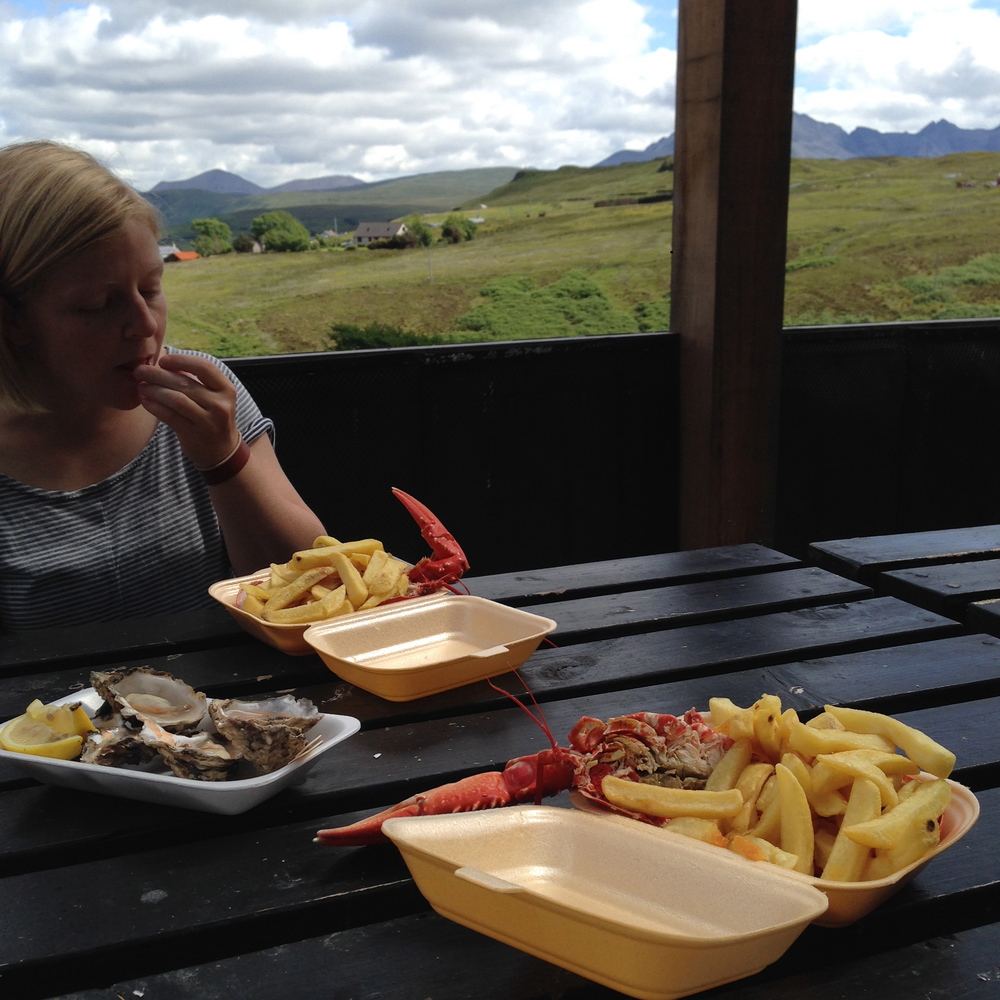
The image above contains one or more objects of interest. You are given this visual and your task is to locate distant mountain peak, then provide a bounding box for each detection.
[595,114,1000,166]
[151,169,265,195]
[149,169,366,196]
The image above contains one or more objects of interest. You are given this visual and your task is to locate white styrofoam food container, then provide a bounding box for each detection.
[0,689,360,814]
[303,594,557,701]
[382,805,829,1000]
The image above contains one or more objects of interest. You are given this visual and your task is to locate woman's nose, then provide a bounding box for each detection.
[122,291,161,339]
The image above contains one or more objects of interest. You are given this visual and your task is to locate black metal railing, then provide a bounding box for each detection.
[227,316,1000,570]
[229,333,678,575]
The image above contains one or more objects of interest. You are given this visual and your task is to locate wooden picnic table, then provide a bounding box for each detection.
[810,523,1000,633]
[1,542,997,1000]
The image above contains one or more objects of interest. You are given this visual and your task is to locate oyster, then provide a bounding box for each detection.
[90,667,208,733]
[208,695,321,774]
[139,721,240,781]
[80,722,157,767]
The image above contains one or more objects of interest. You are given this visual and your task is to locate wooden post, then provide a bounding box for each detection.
[671,0,798,548]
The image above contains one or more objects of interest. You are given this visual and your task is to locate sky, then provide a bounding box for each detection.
[2,0,1000,192]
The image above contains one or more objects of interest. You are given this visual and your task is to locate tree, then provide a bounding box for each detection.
[232,233,256,253]
[191,217,233,256]
[441,213,477,243]
[402,214,434,247]
[249,210,310,252]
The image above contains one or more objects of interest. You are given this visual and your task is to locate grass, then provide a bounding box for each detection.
[160,153,1000,356]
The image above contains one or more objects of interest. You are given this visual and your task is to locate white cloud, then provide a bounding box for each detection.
[3,1,1000,192]
[0,0,677,189]
[795,0,1000,132]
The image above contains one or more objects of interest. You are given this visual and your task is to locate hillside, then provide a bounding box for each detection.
[148,167,520,237]
[158,153,1000,357]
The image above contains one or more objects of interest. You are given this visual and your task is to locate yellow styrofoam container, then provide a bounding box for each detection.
[383,805,829,1000]
[571,774,979,928]
[207,570,443,656]
[767,774,979,927]
[304,594,557,701]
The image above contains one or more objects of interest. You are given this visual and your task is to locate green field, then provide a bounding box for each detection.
[160,153,1000,356]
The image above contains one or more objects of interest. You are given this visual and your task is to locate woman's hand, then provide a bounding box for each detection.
[133,353,241,469]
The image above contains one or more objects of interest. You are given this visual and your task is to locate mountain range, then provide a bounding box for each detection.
[150,168,367,196]
[595,113,1000,166]
[149,115,1000,200]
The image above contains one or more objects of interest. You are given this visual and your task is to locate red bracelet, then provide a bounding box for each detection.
[199,438,251,486]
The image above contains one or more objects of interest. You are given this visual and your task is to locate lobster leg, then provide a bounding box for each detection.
[392,487,470,593]
[315,748,577,846]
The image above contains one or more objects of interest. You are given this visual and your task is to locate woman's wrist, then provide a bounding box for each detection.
[197,436,251,485]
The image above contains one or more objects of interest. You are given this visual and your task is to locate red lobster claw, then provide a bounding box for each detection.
[393,487,470,594]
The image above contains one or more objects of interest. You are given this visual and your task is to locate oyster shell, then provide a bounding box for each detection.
[80,722,157,767]
[208,695,321,774]
[139,721,240,781]
[90,667,208,733]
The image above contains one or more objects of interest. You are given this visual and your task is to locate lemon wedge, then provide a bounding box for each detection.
[0,699,95,759]
[25,698,96,736]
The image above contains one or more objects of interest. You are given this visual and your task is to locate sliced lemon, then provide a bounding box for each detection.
[24,698,96,736]
[0,704,89,760]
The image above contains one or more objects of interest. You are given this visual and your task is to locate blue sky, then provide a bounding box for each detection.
[2,1,999,189]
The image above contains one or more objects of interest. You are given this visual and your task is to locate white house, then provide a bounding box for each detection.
[352,221,409,245]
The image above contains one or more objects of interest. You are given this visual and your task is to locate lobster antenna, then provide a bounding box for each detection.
[487,669,556,749]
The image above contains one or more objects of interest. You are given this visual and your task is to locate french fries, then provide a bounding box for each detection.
[236,536,412,625]
[601,775,743,820]
[613,694,957,884]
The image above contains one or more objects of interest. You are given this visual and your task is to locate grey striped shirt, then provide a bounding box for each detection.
[0,350,273,632]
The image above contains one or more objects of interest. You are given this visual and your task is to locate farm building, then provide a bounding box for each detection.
[352,221,408,245]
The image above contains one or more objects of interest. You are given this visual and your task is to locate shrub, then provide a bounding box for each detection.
[232,233,256,253]
[455,270,639,339]
[327,322,454,350]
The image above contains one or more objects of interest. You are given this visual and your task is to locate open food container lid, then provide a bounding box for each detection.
[383,805,829,1000]
[304,594,557,701]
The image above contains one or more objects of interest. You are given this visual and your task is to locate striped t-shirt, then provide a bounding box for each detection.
[0,350,273,632]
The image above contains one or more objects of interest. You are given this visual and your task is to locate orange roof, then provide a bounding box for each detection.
[167,251,200,262]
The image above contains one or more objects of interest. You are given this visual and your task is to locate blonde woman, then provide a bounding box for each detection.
[0,140,325,631]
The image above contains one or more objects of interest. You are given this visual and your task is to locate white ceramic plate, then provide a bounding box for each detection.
[0,689,360,815]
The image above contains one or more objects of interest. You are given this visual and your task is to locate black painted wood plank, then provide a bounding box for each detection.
[0,606,250,675]
[1,677,994,876]
[879,559,1000,619]
[766,632,1000,716]
[39,916,1000,1000]
[0,597,962,791]
[524,566,870,642]
[0,546,797,675]
[464,544,801,605]
[0,566,867,735]
[4,786,998,1000]
[494,597,960,706]
[809,524,1000,583]
[0,576,893,728]
[967,597,1000,638]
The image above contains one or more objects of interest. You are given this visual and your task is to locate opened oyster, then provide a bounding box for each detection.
[208,695,321,773]
[80,724,157,767]
[139,720,240,781]
[90,667,208,733]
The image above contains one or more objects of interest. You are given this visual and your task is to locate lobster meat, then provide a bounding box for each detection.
[392,487,470,595]
[314,697,733,846]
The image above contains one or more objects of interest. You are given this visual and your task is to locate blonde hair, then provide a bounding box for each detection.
[0,140,161,413]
